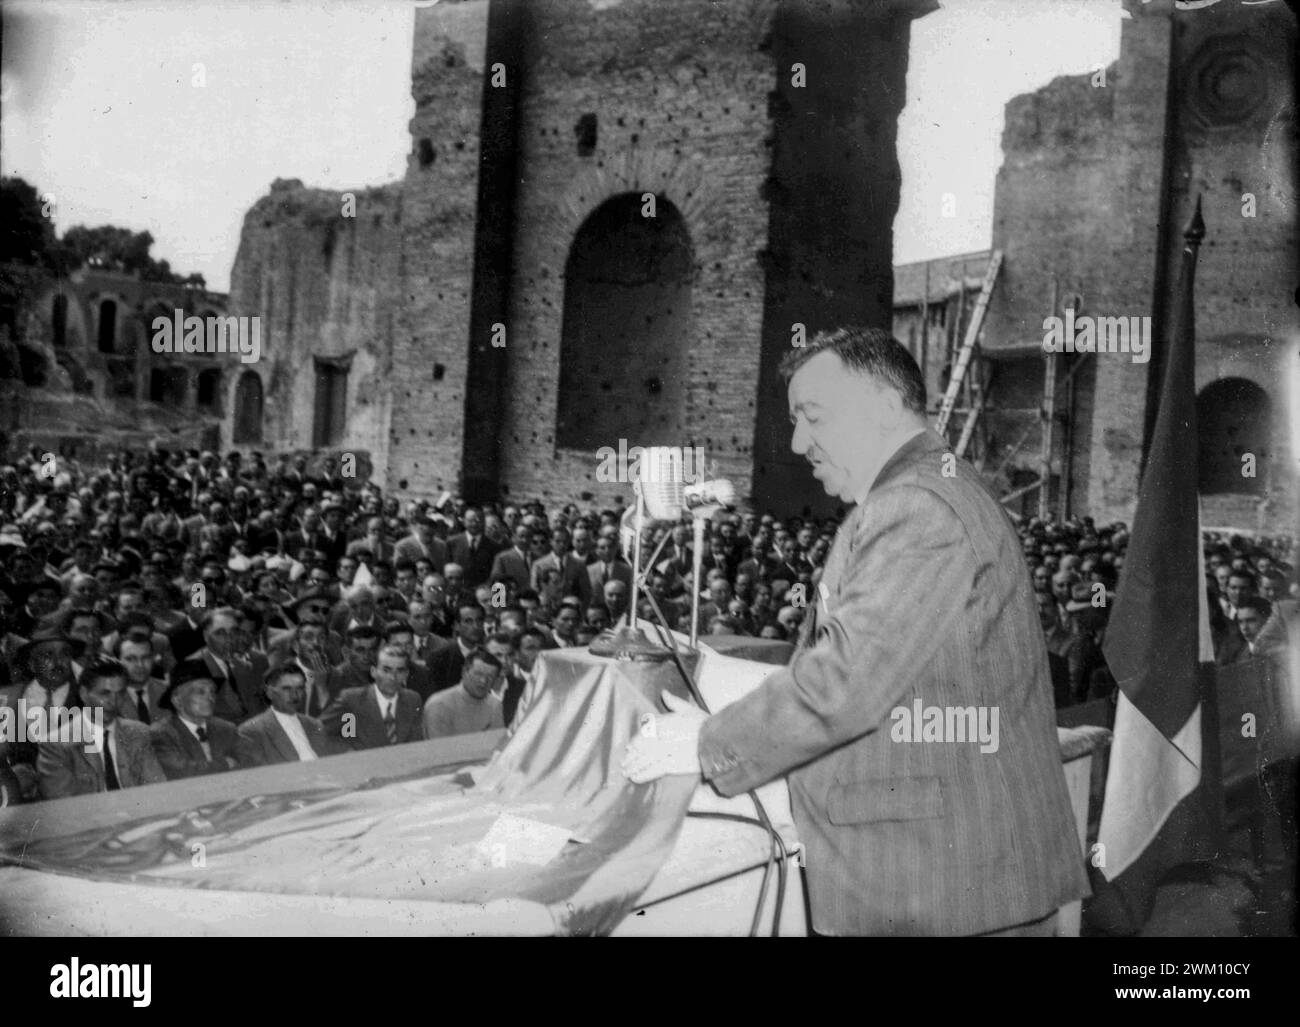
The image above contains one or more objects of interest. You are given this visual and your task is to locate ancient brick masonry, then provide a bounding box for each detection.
[228,0,934,514]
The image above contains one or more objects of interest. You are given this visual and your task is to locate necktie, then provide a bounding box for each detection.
[102,729,120,791]
[196,725,209,743]
[384,706,398,745]
[135,688,151,725]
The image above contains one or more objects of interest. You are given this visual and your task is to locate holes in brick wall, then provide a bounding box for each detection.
[417,138,435,168]
[575,112,597,156]
[433,363,445,381]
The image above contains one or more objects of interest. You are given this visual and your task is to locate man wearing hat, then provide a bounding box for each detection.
[6,624,83,713]
[318,500,349,565]
[188,607,268,724]
[149,660,240,779]
[37,656,166,800]
[11,578,62,637]
[236,664,340,767]
[267,589,343,667]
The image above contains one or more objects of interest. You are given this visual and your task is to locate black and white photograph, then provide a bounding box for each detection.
[0,0,1296,971]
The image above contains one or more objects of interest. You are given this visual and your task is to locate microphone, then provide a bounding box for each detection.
[637,447,735,519]
[683,479,736,514]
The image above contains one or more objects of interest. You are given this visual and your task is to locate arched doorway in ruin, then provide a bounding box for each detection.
[555,192,694,451]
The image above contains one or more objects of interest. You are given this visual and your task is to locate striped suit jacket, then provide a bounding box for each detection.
[698,429,1088,935]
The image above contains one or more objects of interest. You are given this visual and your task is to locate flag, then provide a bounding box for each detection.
[1088,197,1221,935]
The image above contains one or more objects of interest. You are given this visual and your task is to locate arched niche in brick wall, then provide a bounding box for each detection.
[1196,377,1271,496]
[555,192,694,452]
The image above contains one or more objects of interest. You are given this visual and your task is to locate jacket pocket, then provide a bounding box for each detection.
[826,775,945,825]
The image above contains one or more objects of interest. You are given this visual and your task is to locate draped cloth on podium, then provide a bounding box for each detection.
[1,649,700,936]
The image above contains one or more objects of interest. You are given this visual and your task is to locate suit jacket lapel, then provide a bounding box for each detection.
[74,744,107,791]
[268,714,299,763]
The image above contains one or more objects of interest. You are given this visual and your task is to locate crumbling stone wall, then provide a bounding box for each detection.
[226,178,403,479]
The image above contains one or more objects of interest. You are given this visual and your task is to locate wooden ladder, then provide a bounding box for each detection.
[934,250,1002,441]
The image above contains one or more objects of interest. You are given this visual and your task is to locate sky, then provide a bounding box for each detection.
[2,0,1122,293]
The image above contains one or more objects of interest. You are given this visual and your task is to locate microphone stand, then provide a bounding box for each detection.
[689,514,707,649]
[588,485,673,661]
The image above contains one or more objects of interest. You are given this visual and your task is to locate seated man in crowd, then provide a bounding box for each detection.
[37,656,166,800]
[149,660,241,780]
[114,629,169,724]
[236,663,340,766]
[422,647,505,740]
[321,642,424,750]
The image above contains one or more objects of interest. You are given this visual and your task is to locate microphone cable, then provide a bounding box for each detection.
[639,590,794,937]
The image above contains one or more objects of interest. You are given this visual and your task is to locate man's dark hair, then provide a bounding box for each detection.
[78,654,127,692]
[778,326,926,415]
[1237,597,1272,619]
[465,647,502,672]
[1227,569,1257,588]
[348,623,382,643]
[263,663,307,690]
[381,621,413,643]
[487,630,516,650]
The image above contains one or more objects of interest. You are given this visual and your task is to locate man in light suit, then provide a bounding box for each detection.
[530,527,592,605]
[320,643,424,750]
[625,327,1087,936]
[489,524,534,593]
[37,656,166,800]
[586,535,633,598]
[393,513,448,572]
[236,664,340,766]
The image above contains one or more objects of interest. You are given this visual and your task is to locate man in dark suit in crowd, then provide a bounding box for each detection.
[446,508,500,588]
[189,607,268,724]
[427,601,486,695]
[236,664,340,766]
[625,327,1087,936]
[114,630,169,724]
[37,657,166,799]
[321,643,423,750]
[149,660,241,780]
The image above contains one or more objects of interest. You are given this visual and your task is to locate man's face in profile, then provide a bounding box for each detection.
[788,350,887,502]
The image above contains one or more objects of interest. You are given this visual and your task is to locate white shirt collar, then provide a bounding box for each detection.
[372,684,397,716]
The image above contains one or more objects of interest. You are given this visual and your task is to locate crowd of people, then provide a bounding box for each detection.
[0,445,1295,805]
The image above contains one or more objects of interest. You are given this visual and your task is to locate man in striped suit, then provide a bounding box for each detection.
[625,327,1087,936]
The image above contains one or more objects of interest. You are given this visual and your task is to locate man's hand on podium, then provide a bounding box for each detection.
[621,690,707,783]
